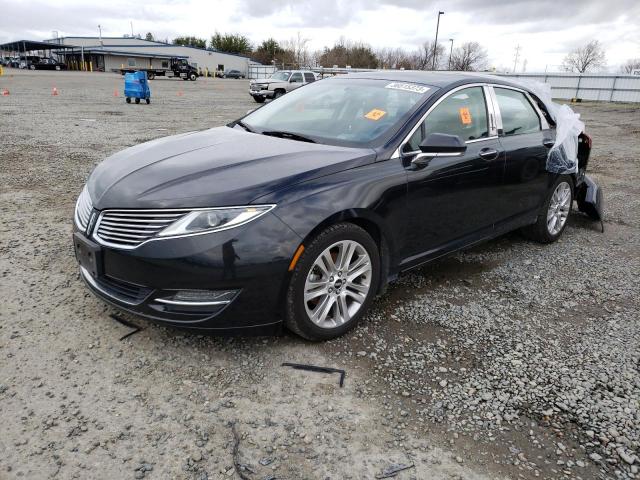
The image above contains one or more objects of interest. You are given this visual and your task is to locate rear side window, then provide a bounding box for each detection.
[304,73,315,83]
[494,88,541,136]
[290,72,303,83]
[407,86,488,150]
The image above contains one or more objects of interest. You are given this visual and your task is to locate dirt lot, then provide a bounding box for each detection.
[0,70,638,480]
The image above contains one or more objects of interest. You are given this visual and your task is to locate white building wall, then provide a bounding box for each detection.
[54,37,251,74]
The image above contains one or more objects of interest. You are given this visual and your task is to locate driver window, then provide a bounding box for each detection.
[290,72,303,83]
[406,87,489,151]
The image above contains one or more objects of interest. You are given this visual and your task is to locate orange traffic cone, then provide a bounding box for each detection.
[177,90,183,97]
[52,87,59,96]
[113,88,119,97]
[1,88,9,96]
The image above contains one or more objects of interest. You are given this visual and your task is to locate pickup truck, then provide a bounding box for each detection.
[118,58,199,81]
[249,70,317,103]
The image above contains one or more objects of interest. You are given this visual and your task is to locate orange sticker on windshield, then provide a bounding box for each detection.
[459,107,472,125]
[364,109,386,121]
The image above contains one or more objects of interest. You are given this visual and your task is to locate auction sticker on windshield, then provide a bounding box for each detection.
[385,82,430,94]
[364,109,387,121]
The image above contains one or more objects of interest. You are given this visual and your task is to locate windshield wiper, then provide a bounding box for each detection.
[235,121,255,133]
[261,130,316,143]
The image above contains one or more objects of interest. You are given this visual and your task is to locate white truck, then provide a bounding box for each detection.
[249,70,317,103]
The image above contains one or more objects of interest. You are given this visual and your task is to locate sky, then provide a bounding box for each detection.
[1,0,639,72]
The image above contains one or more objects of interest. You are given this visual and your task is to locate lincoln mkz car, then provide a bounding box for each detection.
[73,72,602,341]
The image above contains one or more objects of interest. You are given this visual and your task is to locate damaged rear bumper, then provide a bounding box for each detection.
[576,174,604,221]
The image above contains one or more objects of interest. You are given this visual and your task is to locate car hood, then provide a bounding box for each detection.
[88,126,376,209]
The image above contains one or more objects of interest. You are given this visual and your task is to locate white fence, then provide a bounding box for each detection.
[498,73,640,103]
[248,64,277,79]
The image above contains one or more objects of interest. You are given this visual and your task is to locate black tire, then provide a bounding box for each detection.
[285,223,380,341]
[253,96,265,103]
[146,98,150,104]
[148,72,155,80]
[273,90,284,99]
[135,98,140,104]
[126,97,131,103]
[521,175,573,243]
[189,73,197,81]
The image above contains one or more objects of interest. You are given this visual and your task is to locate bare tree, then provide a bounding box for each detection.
[281,32,311,68]
[413,41,446,70]
[620,58,640,74]
[562,40,606,73]
[449,42,488,71]
[376,47,413,69]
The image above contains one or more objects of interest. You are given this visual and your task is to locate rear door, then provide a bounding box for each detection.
[400,85,505,266]
[490,86,553,227]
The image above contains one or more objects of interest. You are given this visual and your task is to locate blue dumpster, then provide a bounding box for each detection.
[124,71,151,104]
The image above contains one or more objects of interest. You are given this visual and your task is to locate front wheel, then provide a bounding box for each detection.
[135,98,140,104]
[189,73,197,81]
[521,175,573,243]
[252,95,265,103]
[273,90,284,99]
[285,223,380,341]
[125,97,131,103]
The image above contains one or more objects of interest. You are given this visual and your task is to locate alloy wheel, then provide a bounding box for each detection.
[547,181,571,235]
[303,240,372,329]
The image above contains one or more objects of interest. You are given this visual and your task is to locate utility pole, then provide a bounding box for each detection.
[98,25,103,46]
[432,11,444,70]
[448,38,454,70]
[130,21,134,38]
[513,45,521,73]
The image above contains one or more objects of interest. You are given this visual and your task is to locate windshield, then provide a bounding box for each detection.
[242,78,431,147]
[270,71,291,81]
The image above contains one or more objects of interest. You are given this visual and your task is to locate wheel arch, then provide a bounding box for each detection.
[292,209,395,295]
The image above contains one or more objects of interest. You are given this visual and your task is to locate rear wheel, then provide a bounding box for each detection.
[285,223,379,341]
[135,98,140,104]
[147,72,155,80]
[125,97,131,103]
[189,73,197,81]
[522,175,573,243]
[146,98,150,104]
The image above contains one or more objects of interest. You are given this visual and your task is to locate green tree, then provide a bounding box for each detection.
[210,32,252,55]
[319,39,378,68]
[145,32,154,42]
[253,38,285,64]
[172,36,207,49]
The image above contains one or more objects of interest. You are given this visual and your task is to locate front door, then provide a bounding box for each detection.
[400,86,505,267]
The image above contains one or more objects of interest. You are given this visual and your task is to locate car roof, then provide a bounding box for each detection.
[340,70,526,90]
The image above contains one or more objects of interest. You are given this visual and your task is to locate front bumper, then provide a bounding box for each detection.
[249,88,274,99]
[74,212,302,333]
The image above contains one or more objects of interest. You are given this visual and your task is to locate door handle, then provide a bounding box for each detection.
[478,148,499,161]
[543,138,555,148]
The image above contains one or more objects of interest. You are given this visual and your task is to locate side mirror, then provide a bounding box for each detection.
[406,133,466,168]
[419,133,467,154]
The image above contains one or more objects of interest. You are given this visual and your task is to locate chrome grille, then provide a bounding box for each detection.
[74,186,93,231]
[94,210,190,249]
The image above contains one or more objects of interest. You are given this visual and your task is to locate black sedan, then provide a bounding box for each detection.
[222,69,245,79]
[32,58,67,70]
[73,72,602,340]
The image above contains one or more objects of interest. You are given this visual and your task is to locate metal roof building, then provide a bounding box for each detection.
[45,37,252,75]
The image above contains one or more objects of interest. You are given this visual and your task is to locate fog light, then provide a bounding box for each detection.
[155,289,238,306]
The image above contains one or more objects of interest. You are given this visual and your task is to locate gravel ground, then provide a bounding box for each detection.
[0,69,638,480]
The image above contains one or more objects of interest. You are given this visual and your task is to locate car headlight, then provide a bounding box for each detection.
[157,205,275,238]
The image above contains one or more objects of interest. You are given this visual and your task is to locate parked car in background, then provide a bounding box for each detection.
[1,56,12,66]
[18,55,41,69]
[73,72,602,341]
[249,70,317,103]
[222,69,245,79]
[31,57,67,71]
